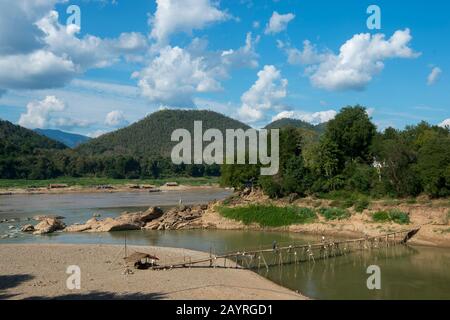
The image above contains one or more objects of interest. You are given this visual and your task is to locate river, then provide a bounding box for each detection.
[1,189,449,300]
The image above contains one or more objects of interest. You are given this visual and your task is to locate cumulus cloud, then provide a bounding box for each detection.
[105,110,128,127]
[0,4,148,93]
[221,32,259,69]
[18,95,91,129]
[272,110,337,125]
[37,11,148,70]
[283,29,419,91]
[265,12,295,35]
[150,0,230,43]
[19,96,65,128]
[0,50,76,90]
[134,46,223,107]
[238,65,288,122]
[278,40,328,65]
[439,119,450,128]
[135,33,259,107]
[0,0,57,55]
[427,67,442,86]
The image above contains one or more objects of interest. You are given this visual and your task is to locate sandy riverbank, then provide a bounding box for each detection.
[0,184,222,196]
[0,244,306,300]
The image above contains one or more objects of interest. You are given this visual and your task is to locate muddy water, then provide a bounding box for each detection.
[1,189,449,300]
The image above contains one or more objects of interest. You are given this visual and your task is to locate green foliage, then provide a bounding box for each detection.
[372,210,410,224]
[354,198,370,213]
[217,205,317,227]
[318,207,351,220]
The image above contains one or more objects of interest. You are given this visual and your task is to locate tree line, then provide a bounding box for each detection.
[221,106,450,199]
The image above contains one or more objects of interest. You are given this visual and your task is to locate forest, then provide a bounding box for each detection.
[1,107,449,198]
[221,106,450,199]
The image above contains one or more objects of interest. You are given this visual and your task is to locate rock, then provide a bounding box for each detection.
[139,207,163,222]
[21,224,35,232]
[32,218,66,235]
[33,215,65,221]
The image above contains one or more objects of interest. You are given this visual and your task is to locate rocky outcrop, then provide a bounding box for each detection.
[33,218,66,235]
[143,205,208,230]
[65,207,164,233]
[21,224,35,232]
[63,205,210,233]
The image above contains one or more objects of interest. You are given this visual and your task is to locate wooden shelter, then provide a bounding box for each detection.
[124,252,159,269]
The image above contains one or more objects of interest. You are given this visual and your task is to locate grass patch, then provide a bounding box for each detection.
[318,207,351,220]
[217,205,317,227]
[372,210,410,225]
[0,177,219,189]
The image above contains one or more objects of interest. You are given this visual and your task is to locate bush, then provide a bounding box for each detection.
[354,198,370,213]
[217,205,317,227]
[372,210,410,224]
[318,207,351,220]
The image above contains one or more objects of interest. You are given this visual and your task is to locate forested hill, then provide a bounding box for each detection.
[0,120,67,156]
[75,110,251,157]
[265,118,327,134]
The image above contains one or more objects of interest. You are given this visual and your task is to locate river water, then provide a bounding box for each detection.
[1,189,449,300]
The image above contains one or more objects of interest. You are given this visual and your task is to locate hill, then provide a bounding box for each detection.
[0,120,67,157]
[265,118,327,134]
[35,129,90,148]
[76,110,251,158]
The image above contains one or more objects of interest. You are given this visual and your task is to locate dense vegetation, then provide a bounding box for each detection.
[221,105,450,199]
[0,120,67,179]
[0,110,249,179]
[372,210,410,224]
[1,106,449,200]
[217,205,318,227]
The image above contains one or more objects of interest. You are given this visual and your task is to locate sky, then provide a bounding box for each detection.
[0,0,449,137]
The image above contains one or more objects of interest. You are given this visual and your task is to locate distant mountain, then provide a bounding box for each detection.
[0,120,67,157]
[265,118,327,134]
[76,110,251,158]
[35,129,90,148]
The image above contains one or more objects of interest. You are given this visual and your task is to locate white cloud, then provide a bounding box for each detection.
[37,11,147,70]
[0,50,76,90]
[427,67,442,86]
[105,110,128,127]
[238,65,288,122]
[134,46,223,107]
[265,12,295,35]
[18,95,93,129]
[285,29,419,91]
[439,119,450,128]
[280,40,328,65]
[272,110,337,125]
[87,129,109,138]
[0,6,148,93]
[0,0,58,55]
[150,0,230,43]
[221,32,259,69]
[18,95,65,129]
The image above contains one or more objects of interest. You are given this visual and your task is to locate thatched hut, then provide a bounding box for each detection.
[124,252,159,269]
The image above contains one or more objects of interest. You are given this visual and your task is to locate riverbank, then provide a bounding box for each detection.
[0,177,220,195]
[198,190,450,248]
[0,244,305,300]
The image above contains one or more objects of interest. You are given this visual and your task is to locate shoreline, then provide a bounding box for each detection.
[0,184,225,196]
[0,243,306,300]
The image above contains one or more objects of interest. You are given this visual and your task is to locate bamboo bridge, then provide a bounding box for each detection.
[151,227,421,271]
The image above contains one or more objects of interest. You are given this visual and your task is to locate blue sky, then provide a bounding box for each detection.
[0,0,449,136]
